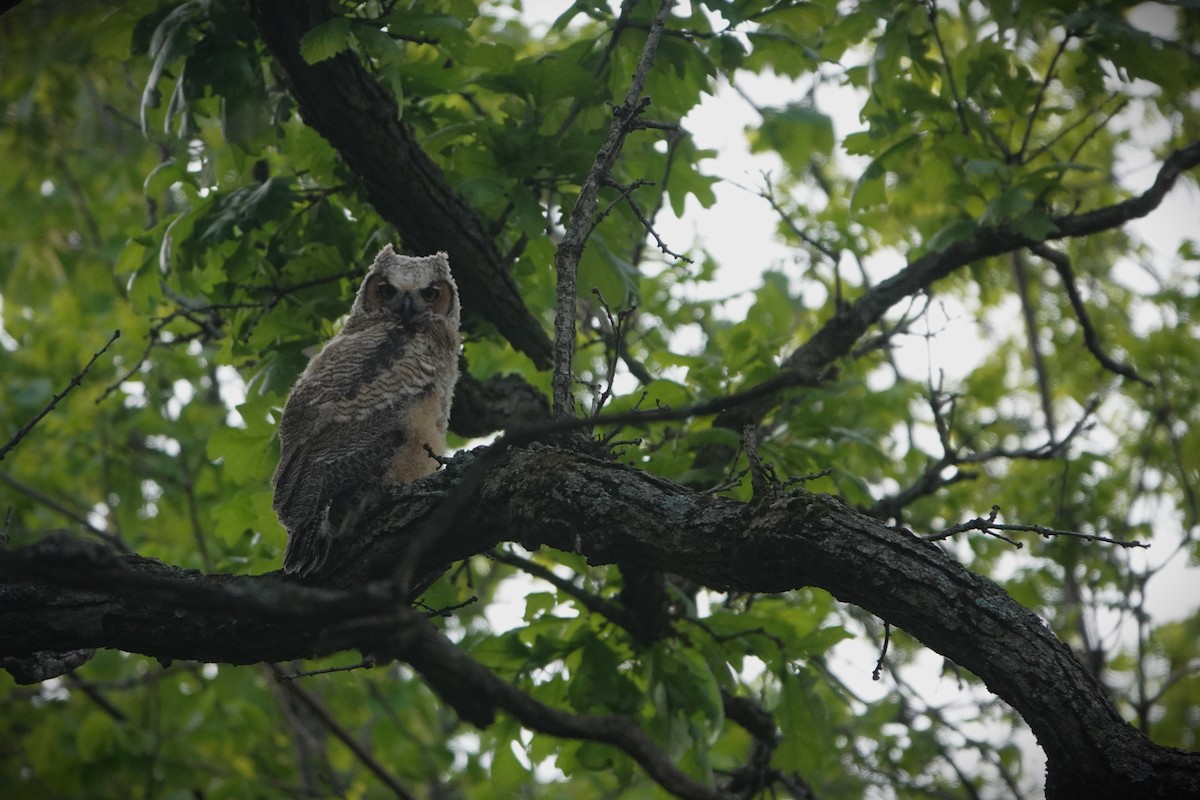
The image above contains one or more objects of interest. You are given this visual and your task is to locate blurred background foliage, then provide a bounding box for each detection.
[1,0,1198,797]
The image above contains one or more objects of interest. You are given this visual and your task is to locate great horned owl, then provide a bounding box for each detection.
[272,246,461,576]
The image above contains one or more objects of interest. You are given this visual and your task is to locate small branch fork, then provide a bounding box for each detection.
[589,288,636,417]
[741,425,830,497]
[602,176,692,262]
[925,504,1150,549]
[551,0,676,418]
[0,330,120,463]
[868,380,1099,521]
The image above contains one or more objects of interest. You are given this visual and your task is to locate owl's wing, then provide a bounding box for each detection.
[274,407,407,575]
[272,329,431,575]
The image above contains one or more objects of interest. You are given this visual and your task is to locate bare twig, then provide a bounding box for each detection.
[0,469,130,552]
[1018,30,1073,161]
[757,173,841,266]
[0,330,120,462]
[490,548,636,630]
[629,125,685,269]
[604,177,692,262]
[1011,250,1058,441]
[1031,243,1153,387]
[929,506,1023,547]
[270,664,420,800]
[419,595,477,618]
[1026,95,1128,165]
[590,289,639,417]
[275,659,376,680]
[872,621,891,681]
[551,0,676,418]
[924,0,1010,158]
[926,505,1149,548]
[99,313,202,402]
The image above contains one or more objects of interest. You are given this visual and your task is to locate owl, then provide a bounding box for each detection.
[272,246,461,576]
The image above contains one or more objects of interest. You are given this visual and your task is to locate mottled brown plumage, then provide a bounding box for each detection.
[273,246,461,576]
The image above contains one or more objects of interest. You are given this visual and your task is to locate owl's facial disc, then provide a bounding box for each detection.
[424,281,454,316]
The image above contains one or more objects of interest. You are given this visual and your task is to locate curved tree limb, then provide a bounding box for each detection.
[3,445,1199,799]
[788,140,1200,383]
[1031,242,1153,386]
[698,141,1200,464]
[247,0,553,369]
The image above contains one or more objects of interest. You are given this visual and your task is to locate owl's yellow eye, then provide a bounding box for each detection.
[377,283,397,301]
[420,286,440,302]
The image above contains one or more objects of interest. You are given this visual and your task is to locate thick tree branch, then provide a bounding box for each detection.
[0,527,728,800]
[1052,141,1200,238]
[449,371,550,438]
[3,445,1199,798]
[247,0,552,368]
[790,140,1199,381]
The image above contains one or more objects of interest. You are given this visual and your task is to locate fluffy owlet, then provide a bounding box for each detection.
[272,246,461,576]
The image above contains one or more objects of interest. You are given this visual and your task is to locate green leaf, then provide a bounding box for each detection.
[205,396,279,485]
[490,738,532,794]
[774,667,833,774]
[523,591,556,622]
[850,133,920,212]
[750,104,835,173]
[76,711,119,762]
[299,17,352,64]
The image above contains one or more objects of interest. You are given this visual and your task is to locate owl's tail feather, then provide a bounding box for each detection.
[274,456,329,576]
[282,523,332,576]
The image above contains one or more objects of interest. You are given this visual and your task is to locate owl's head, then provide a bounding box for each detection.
[351,246,460,329]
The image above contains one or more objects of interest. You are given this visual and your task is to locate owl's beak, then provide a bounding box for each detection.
[395,292,418,323]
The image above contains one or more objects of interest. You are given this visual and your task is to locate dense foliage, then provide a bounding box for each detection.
[1,1,1198,798]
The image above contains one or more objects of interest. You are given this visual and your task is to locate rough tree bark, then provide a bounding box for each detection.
[2,444,1199,799]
